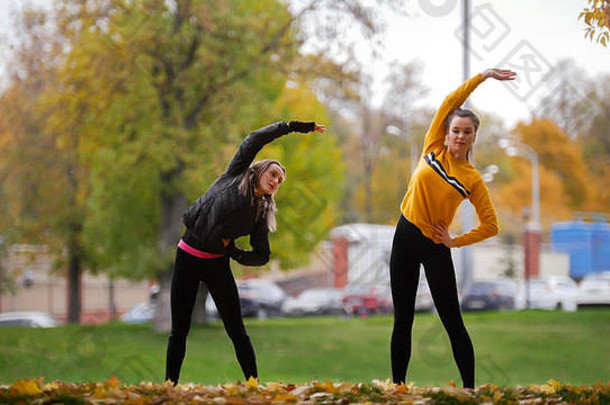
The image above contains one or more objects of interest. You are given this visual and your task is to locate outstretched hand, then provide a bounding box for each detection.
[482,68,517,81]
[314,124,325,133]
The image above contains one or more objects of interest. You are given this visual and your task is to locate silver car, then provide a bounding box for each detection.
[577,271,610,308]
[282,288,345,316]
[0,311,60,327]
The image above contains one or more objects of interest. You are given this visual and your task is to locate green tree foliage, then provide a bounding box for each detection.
[2,0,407,326]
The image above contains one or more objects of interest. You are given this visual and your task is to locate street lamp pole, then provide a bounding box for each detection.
[500,139,541,309]
[503,143,540,229]
[459,0,475,295]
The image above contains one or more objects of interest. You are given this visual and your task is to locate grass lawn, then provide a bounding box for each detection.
[0,309,608,387]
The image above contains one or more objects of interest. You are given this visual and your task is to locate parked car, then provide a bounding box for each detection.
[461,278,517,311]
[342,285,393,316]
[576,271,610,308]
[0,311,59,328]
[282,288,345,316]
[516,276,578,312]
[120,302,156,323]
[236,278,287,319]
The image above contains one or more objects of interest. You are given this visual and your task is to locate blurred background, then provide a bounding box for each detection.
[0,0,608,337]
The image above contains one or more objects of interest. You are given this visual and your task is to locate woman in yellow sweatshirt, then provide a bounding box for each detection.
[390,68,516,388]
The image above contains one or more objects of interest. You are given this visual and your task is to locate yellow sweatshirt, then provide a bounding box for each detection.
[400,73,499,247]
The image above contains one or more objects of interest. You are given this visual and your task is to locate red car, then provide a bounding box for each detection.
[342,285,393,316]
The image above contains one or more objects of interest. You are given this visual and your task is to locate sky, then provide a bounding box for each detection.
[1,0,608,128]
[365,0,610,128]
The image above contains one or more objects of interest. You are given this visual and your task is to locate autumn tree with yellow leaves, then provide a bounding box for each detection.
[0,0,410,326]
[580,0,610,47]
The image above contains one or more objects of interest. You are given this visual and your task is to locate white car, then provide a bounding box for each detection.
[577,271,610,308]
[120,302,156,323]
[282,288,345,316]
[0,311,60,327]
[516,276,578,312]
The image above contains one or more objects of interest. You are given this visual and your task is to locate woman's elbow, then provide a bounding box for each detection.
[257,252,270,266]
[488,222,499,237]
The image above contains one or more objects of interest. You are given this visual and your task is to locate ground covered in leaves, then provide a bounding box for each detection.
[1,377,608,404]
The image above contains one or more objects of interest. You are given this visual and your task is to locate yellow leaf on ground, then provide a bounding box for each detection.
[9,379,42,397]
[246,377,259,390]
[104,375,121,389]
[271,393,298,403]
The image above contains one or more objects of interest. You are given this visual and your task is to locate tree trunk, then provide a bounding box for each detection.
[361,107,374,222]
[154,190,187,333]
[108,277,117,321]
[66,240,81,324]
[155,270,173,333]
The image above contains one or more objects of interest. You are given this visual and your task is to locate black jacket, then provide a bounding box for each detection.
[182,121,313,266]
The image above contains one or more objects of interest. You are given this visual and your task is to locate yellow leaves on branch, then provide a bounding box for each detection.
[579,0,610,47]
[1,377,609,404]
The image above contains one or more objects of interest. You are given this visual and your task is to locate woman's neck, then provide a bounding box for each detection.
[449,150,468,161]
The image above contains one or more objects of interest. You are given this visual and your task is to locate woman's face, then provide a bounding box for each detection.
[256,163,285,196]
[447,116,477,160]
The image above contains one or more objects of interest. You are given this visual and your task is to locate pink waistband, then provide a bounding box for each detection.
[178,239,225,259]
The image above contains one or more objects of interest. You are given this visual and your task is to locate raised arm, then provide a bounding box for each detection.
[422,74,486,154]
[225,121,319,176]
[422,69,516,155]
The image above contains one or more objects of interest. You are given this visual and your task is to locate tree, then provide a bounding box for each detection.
[534,59,595,138]
[2,0,407,328]
[319,60,429,224]
[514,119,593,210]
[47,0,341,330]
[532,59,610,214]
[580,0,610,47]
[491,118,594,233]
[0,8,89,323]
[578,76,610,211]
[494,159,572,233]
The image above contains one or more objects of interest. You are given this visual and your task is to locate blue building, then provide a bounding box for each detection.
[551,218,610,279]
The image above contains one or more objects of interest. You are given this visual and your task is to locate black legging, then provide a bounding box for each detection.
[165,248,257,384]
[390,215,475,388]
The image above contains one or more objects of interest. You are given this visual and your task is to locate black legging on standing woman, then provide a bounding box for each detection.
[165,249,257,383]
[390,215,474,388]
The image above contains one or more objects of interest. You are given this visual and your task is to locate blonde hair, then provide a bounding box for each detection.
[238,159,286,232]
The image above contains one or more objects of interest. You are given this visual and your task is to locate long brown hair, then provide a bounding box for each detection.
[238,159,286,232]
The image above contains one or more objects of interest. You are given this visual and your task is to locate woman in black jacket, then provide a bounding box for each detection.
[165,120,324,385]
